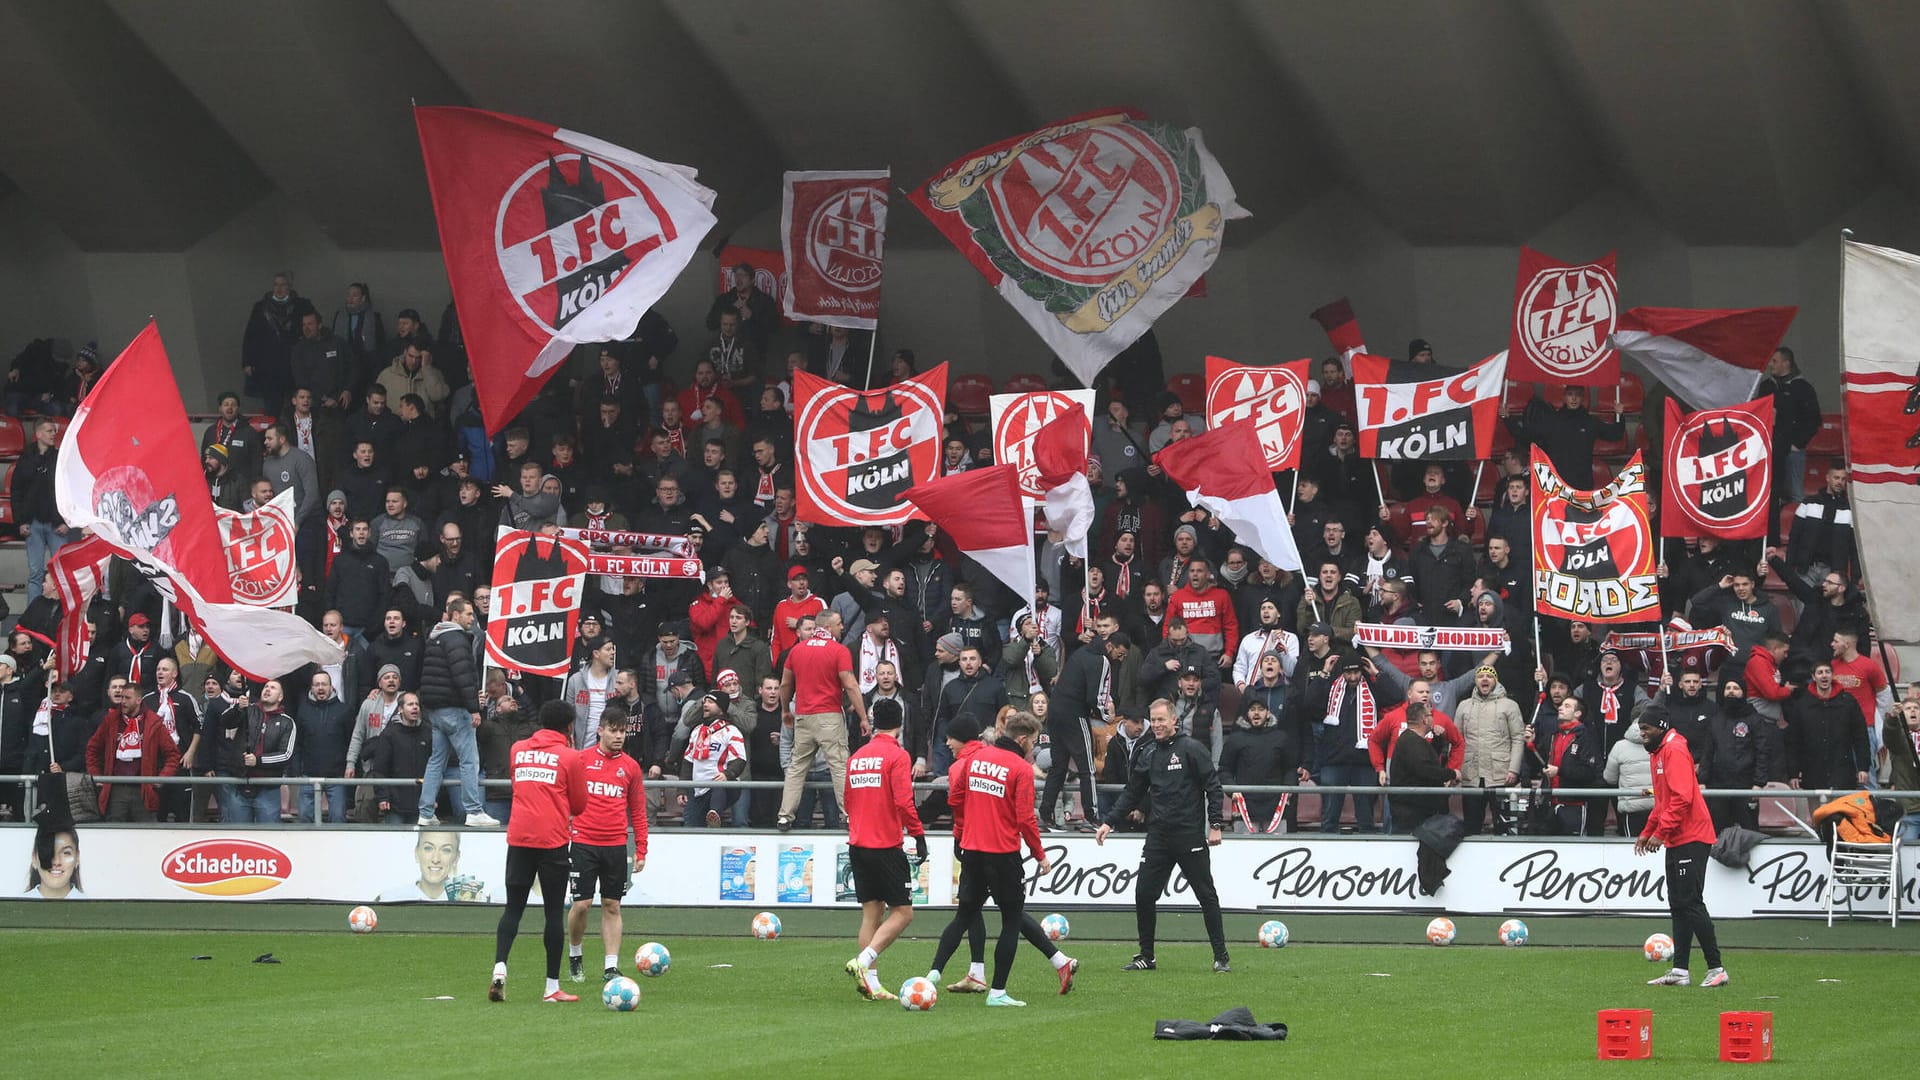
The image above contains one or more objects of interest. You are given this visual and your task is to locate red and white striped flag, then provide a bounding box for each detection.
[1310,298,1366,366]
[54,323,343,681]
[1153,421,1302,572]
[47,534,113,679]
[902,465,1034,617]
[1610,306,1797,411]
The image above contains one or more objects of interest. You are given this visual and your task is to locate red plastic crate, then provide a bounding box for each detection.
[1597,1008,1652,1060]
[1720,1011,1773,1063]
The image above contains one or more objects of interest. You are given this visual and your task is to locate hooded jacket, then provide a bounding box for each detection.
[1655,687,1716,781]
[499,486,564,531]
[1219,710,1298,820]
[370,716,433,818]
[1784,684,1870,789]
[1705,695,1772,788]
[1603,722,1654,814]
[1642,727,1717,846]
[1452,681,1526,786]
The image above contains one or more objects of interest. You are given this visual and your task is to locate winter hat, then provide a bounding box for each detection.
[376,664,401,682]
[76,341,99,365]
[1173,523,1199,544]
[1408,338,1432,359]
[936,632,964,655]
[205,443,230,463]
[326,489,346,506]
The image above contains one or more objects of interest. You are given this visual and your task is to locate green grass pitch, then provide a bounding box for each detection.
[2,906,1908,1078]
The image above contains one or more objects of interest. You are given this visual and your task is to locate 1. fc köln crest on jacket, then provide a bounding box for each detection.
[793,364,947,527]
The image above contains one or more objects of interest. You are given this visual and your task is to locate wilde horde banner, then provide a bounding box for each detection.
[1531,450,1660,624]
[792,364,947,527]
[911,108,1246,388]
[1352,351,1508,460]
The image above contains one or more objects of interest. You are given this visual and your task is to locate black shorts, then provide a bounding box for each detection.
[505,843,570,892]
[848,844,912,906]
[569,843,630,902]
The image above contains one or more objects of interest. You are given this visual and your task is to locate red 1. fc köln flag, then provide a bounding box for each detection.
[1660,397,1774,540]
[902,465,1035,618]
[911,108,1247,388]
[1352,351,1508,460]
[414,106,717,436]
[1842,239,1920,645]
[1507,247,1619,386]
[1531,449,1659,625]
[782,170,887,329]
[1204,356,1314,471]
[1309,298,1367,366]
[990,388,1096,499]
[486,528,591,677]
[1611,306,1797,411]
[54,324,342,680]
[1154,421,1302,572]
[792,363,947,527]
[1031,405,1095,560]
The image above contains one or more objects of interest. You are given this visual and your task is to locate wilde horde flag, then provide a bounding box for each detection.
[1531,449,1660,625]
[1352,351,1508,460]
[1660,397,1774,540]
[911,108,1247,388]
[1204,356,1314,471]
[782,170,888,329]
[415,106,717,436]
[792,363,947,527]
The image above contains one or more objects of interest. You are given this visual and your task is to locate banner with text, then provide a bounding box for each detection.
[793,364,946,527]
[781,170,887,329]
[1354,351,1507,460]
[1532,450,1660,624]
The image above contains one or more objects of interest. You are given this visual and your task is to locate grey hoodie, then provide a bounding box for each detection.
[1603,721,1654,813]
[500,486,565,530]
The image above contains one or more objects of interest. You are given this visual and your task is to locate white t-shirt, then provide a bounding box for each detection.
[576,669,611,727]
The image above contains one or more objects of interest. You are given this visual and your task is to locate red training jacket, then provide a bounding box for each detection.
[1642,731,1716,847]
[1369,706,1464,773]
[845,731,924,848]
[571,746,649,856]
[83,707,180,814]
[506,728,585,848]
[949,737,1042,858]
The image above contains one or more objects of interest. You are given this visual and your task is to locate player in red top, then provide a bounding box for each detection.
[565,705,649,985]
[841,698,926,1001]
[777,625,868,830]
[923,712,1049,1007]
[1634,705,1728,989]
[491,702,587,1004]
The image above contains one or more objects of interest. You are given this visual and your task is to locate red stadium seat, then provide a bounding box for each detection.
[0,416,22,459]
[1778,502,1798,546]
[1807,413,1844,456]
[1385,503,1413,548]
[949,374,994,418]
[1001,373,1048,395]
[0,495,12,526]
[45,416,70,444]
[247,413,276,433]
[1592,462,1615,488]
[1489,421,1516,457]
[1502,380,1533,416]
[1474,465,1500,504]
[1613,371,1645,414]
[1593,433,1629,458]
[1629,424,1650,454]
[1803,457,1831,495]
[1167,373,1206,415]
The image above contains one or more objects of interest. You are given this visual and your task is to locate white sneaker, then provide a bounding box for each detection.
[465,812,502,828]
[1647,968,1690,986]
[417,815,440,828]
[1701,967,1730,988]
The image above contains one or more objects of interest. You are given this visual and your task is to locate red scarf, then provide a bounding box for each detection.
[665,423,686,455]
[213,418,237,446]
[1328,675,1378,748]
[1599,681,1620,730]
[1110,555,1132,598]
[1549,719,1582,795]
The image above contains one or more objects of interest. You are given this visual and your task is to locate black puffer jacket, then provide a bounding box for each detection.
[326,541,391,629]
[418,621,478,711]
[1219,714,1298,821]
[1706,698,1772,787]
[370,719,433,818]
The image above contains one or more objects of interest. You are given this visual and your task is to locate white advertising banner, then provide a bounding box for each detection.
[3,827,1911,920]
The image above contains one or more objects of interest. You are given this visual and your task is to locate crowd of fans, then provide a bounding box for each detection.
[3,266,1914,844]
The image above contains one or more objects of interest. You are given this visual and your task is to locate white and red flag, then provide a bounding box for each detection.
[902,465,1035,617]
[1309,298,1367,366]
[1611,306,1798,411]
[414,106,717,436]
[1030,405,1094,559]
[1203,356,1313,471]
[1530,450,1659,625]
[215,487,299,608]
[1841,239,1920,645]
[1507,247,1619,386]
[1153,421,1302,572]
[781,170,887,329]
[54,324,342,681]
[46,534,113,679]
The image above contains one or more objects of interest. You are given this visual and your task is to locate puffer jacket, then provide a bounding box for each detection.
[296,692,355,778]
[418,621,479,711]
[1218,712,1298,820]
[1705,697,1772,788]
[1602,721,1654,814]
[1452,682,1526,786]
[1884,711,1920,816]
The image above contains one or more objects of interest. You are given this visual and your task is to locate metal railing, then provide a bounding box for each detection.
[4,773,1910,830]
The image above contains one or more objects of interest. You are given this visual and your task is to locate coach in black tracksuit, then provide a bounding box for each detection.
[1097,697,1230,972]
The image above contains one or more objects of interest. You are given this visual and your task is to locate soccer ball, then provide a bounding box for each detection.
[1498,919,1529,946]
[1041,913,1070,941]
[899,976,938,1011]
[602,976,640,1011]
[1426,917,1457,946]
[1258,920,1290,948]
[347,906,377,934]
[752,912,782,939]
[634,941,671,977]
[1644,933,1675,963]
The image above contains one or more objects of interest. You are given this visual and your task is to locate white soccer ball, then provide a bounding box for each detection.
[347,905,377,934]
[1426,917,1457,946]
[602,976,640,1011]
[1644,933,1675,963]
[1498,918,1529,946]
[752,911,782,939]
[1040,913,1070,941]
[899,976,938,1011]
[1258,919,1290,948]
[634,941,671,977]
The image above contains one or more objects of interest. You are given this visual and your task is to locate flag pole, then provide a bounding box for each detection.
[1532,614,1544,692]
[1289,470,1300,514]
[1657,623,1671,684]
[1471,460,1486,513]
[1370,461,1387,507]
[862,327,879,390]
